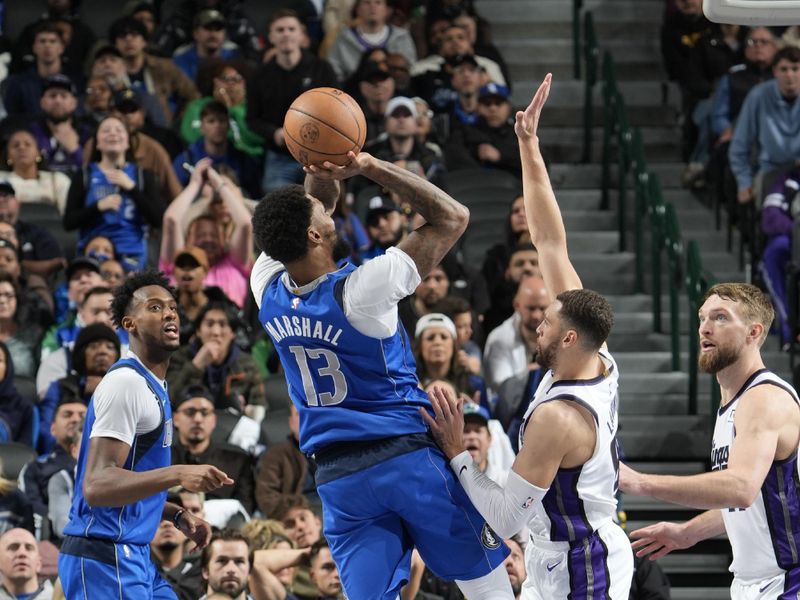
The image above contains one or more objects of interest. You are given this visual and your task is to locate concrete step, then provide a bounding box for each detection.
[510,60,666,84]
[550,162,686,189]
[619,415,711,459]
[476,0,662,22]
[628,461,706,475]
[496,38,662,64]
[658,553,730,575]
[558,187,706,212]
[492,20,661,42]
[528,105,678,128]
[670,589,732,600]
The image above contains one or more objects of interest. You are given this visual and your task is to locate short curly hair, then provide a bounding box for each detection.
[252,185,313,264]
[556,288,614,351]
[111,269,176,329]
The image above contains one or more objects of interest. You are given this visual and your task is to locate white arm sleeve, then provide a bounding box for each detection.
[90,369,161,445]
[250,252,284,310]
[343,247,421,338]
[450,451,547,539]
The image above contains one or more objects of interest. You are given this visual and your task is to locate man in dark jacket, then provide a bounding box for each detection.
[171,384,256,514]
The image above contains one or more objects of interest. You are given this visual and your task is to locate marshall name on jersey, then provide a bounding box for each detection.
[712,369,800,584]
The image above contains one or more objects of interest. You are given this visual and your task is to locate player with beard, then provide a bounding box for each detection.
[424,74,633,598]
[58,270,233,599]
[251,156,514,598]
[621,282,800,599]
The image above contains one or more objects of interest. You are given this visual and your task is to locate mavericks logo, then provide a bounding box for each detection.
[481,523,501,550]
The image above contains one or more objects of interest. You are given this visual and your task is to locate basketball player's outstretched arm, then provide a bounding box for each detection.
[628,510,725,561]
[516,74,582,299]
[306,153,468,277]
[304,174,340,214]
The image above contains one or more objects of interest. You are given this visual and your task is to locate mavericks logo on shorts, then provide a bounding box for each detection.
[481,523,501,550]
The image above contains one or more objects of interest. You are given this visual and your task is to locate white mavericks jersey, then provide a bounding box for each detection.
[519,349,622,543]
[711,368,800,585]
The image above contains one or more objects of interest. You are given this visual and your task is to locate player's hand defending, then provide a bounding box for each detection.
[618,462,646,496]
[176,510,213,549]
[629,521,695,560]
[178,465,234,493]
[421,385,466,460]
[303,151,372,180]
[515,73,552,144]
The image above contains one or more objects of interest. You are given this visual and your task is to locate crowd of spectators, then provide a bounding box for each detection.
[0,0,548,598]
[661,0,800,351]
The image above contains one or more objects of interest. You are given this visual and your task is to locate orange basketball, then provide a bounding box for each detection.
[283,88,367,167]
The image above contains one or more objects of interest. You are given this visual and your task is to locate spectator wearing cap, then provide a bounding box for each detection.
[0,129,71,216]
[0,180,65,280]
[413,313,489,412]
[358,193,408,262]
[83,76,114,125]
[112,87,184,160]
[109,16,199,125]
[27,74,92,175]
[160,159,254,308]
[353,60,395,143]
[448,53,483,126]
[64,115,165,272]
[3,22,78,119]
[172,101,261,198]
[153,0,261,61]
[247,9,337,193]
[89,44,169,127]
[445,82,521,177]
[0,271,46,379]
[170,383,256,514]
[181,60,264,159]
[167,300,265,418]
[172,10,241,84]
[460,401,509,484]
[327,0,417,82]
[411,24,506,112]
[171,246,230,345]
[0,341,36,447]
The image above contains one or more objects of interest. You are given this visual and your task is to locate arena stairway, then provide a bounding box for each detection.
[474,0,794,595]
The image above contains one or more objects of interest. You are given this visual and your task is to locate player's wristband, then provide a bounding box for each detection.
[172,509,185,529]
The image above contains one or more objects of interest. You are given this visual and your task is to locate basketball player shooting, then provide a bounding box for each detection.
[249,150,514,598]
[620,283,800,599]
[424,73,633,598]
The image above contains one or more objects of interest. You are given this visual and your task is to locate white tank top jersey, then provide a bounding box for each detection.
[711,369,800,585]
[519,349,621,543]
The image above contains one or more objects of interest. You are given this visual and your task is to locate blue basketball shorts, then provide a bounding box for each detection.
[59,536,177,600]
[316,434,510,600]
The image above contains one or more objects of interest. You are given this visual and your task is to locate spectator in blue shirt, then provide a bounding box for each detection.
[173,101,261,198]
[172,10,240,84]
[729,47,800,204]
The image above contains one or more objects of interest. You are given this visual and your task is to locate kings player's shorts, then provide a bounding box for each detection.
[730,567,800,599]
[315,433,510,600]
[521,521,633,600]
[59,536,177,600]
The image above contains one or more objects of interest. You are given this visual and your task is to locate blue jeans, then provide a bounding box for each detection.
[262,150,305,193]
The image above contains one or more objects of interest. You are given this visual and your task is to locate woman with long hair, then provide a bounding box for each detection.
[481,194,530,298]
[62,115,165,272]
[0,271,43,379]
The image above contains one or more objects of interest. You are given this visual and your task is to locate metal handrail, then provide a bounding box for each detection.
[573,0,584,79]
[582,11,599,163]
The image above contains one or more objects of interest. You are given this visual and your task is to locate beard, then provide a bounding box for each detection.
[698,343,740,374]
[536,339,558,371]
[212,579,245,598]
[155,541,179,552]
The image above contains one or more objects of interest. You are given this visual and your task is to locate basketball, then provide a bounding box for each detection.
[283,88,367,167]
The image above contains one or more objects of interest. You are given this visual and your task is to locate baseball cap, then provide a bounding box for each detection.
[463,403,490,427]
[41,74,76,97]
[359,61,391,83]
[67,256,101,281]
[174,246,209,270]
[109,16,148,41]
[194,9,226,29]
[174,383,215,409]
[93,44,123,62]
[0,239,18,253]
[414,313,457,340]
[0,182,15,197]
[365,194,401,224]
[385,96,418,118]
[447,53,479,69]
[478,83,510,103]
[112,88,144,113]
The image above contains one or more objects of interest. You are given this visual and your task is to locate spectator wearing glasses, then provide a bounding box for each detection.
[181,60,264,158]
[111,87,184,161]
[171,384,256,514]
[172,10,240,84]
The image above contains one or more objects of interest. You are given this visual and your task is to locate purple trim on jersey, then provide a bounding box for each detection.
[565,533,611,599]
[761,452,800,570]
[718,368,769,416]
[544,394,599,425]
[781,566,800,598]
[543,467,593,542]
[548,362,614,390]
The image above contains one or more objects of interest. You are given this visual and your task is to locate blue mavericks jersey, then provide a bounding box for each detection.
[80,163,146,256]
[63,358,172,545]
[258,263,430,455]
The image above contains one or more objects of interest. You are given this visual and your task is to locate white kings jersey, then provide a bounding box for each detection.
[711,369,800,584]
[519,349,622,543]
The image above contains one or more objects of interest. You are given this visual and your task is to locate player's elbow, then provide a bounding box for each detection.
[83,477,106,507]
[451,204,469,235]
[730,477,759,508]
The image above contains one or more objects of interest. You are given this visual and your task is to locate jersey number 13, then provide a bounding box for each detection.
[289,346,348,407]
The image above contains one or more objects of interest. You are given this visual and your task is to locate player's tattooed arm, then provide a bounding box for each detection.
[304,174,340,214]
[360,156,469,278]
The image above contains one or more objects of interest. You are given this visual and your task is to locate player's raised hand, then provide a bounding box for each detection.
[176,510,213,549]
[629,521,695,560]
[420,385,465,459]
[178,464,234,493]
[303,151,372,180]
[515,73,552,143]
